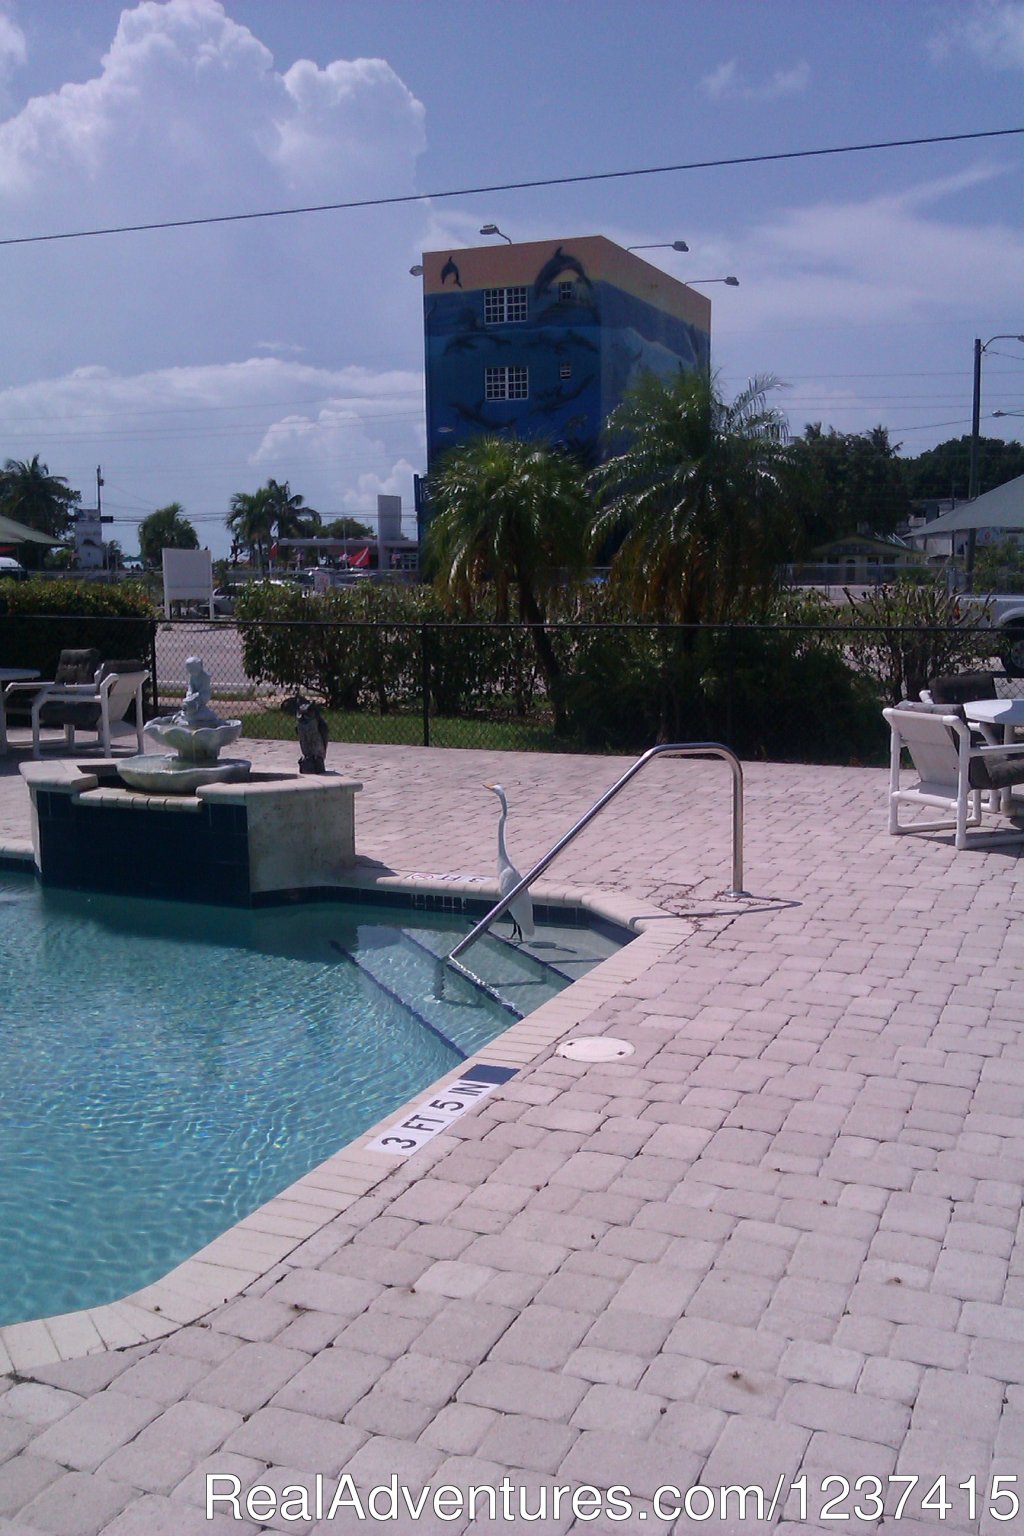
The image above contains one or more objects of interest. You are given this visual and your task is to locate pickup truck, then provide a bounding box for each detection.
[954,593,1024,675]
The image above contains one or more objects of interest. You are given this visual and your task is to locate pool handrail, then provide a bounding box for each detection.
[447,742,747,968]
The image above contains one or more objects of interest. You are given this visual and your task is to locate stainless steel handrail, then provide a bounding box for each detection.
[448,742,747,966]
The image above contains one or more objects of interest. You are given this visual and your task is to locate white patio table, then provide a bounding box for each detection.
[963,696,1024,812]
[0,668,41,754]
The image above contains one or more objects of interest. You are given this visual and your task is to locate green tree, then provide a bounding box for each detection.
[323,516,375,540]
[0,455,80,566]
[791,423,911,543]
[227,488,273,570]
[903,435,1024,501]
[226,480,320,569]
[426,436,588,730]
[265,478,321,546]
[588,370,800,625]
[138,502,199,566]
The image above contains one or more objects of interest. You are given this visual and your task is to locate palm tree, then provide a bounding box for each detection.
[0,456,80,565]
[138,503,199,566]
[265,479,321,552]
[426,436,588,730]
[227,481,320,570]
[589,369,799,625]
[227,488,274,571]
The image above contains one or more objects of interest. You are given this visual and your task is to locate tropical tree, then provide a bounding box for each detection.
[426,436,588,729]
[138,503,199,566]
[226,480,320,569]
[265,478,321,544]
[227,488,273,570]
[0,455,80,565]
[323,515,375,540]
[790,423,911,543]
[588,369,801,625]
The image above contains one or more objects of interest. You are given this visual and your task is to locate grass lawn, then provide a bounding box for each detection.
[240,705,560,752]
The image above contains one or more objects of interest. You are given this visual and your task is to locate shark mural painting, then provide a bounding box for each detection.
[419,235,711,473]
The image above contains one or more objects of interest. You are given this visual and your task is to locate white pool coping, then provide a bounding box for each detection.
[0,863,694,1373]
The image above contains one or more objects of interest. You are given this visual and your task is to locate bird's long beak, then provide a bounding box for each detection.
[483,782,495,791]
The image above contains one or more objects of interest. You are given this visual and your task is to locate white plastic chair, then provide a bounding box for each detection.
[30,660,149,758]
[884,703,1024,850]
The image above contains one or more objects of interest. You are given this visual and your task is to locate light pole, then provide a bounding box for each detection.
[626,240,689,253]
[687,276,740,287]
[966,333,1024,587]
[479,224,512,244]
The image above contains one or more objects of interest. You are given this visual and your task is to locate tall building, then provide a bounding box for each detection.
[418,235,711,472]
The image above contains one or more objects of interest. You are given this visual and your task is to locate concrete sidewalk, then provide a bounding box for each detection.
[1,738,1023,1532]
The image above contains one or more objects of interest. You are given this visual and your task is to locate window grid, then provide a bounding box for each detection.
[483,286,529,324]
[485,365,529,401]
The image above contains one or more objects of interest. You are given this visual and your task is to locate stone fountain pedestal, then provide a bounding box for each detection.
[118,655,251,794]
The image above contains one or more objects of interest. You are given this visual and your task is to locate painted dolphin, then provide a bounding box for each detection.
[533,246,591,296]
[440,256,463,288]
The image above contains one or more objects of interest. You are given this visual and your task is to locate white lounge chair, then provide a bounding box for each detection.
[884,701,1024,850]
[29,658,150,758]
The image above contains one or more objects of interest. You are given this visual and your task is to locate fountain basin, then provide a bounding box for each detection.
[118,754,252,794]
[143,717,243,762]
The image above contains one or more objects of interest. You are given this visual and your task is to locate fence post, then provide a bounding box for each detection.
[421,624,431,747]
[724,625,736,748]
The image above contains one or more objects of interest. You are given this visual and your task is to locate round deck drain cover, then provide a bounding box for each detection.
[557,1037,634,1062]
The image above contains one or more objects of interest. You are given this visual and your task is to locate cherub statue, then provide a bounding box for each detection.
[178,656,219,726]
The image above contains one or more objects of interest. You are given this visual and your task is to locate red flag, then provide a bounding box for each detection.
[350,546,370,568]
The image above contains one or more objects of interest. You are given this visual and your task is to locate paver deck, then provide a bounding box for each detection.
[1,731,1023,1533]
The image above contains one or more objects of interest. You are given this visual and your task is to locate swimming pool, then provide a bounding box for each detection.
[0,871,621,1326]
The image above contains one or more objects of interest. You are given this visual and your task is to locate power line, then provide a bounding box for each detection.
[1,126,1021,248]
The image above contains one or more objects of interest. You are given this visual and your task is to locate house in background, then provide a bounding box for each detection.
[416,236,711,479]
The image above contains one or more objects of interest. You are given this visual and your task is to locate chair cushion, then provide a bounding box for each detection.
[53,648,101,685]
[928,671,998,705]
[894,699,967,722]
[37,697,102,728]
[970,751,1024,792]
[98,659,144,680]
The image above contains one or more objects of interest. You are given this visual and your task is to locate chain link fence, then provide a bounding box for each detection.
[3,609,1021,765]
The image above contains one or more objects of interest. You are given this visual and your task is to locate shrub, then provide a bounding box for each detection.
[0,578,156,690]
[841,581,994,703]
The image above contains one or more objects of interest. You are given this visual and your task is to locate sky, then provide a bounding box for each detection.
[0,0,1022,558]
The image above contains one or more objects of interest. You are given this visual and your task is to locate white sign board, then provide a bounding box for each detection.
[162,548,213,617]
[367,1063,517,1157]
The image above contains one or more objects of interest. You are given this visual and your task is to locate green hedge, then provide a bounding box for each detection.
[0,579,157,700]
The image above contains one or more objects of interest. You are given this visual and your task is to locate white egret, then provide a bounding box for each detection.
[484,782,535,943]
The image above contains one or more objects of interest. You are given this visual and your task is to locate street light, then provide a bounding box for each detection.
[626,240,689,253]
[409,265,424,276]
[966,332,1024,587]
[479,224,512,244]
[688,276,740,287]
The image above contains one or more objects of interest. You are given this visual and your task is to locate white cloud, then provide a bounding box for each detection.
[929,2,1024,70]
[0,358,426,551]
[699,58,810,101]
[0,12,26,75]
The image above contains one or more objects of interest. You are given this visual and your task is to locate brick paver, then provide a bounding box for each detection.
[2,739,1024,1530]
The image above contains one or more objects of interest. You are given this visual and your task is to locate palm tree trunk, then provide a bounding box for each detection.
[518,587,566,733]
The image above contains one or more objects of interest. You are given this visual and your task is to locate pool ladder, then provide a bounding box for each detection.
[447,742,747,974]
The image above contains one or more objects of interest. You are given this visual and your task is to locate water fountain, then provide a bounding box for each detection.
[22,654,361,903]
[118,656,251,793]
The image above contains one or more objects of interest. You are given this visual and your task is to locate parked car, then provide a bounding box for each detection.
[212,584,241,616]
[0,556,26,579]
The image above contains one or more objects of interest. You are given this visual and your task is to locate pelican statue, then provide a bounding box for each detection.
[484,782,534,943]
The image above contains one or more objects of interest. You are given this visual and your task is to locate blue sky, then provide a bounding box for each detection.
[0,0,1022,556]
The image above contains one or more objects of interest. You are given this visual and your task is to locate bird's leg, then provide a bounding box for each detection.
[510,917,523,944]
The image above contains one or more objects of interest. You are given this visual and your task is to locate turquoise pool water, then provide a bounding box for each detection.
[0,872,620,1326]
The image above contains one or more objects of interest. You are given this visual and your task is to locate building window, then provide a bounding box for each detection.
[483,286,528,324]
[485,365,529,401]
[559,363,572,380]
[558,280,574,302]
